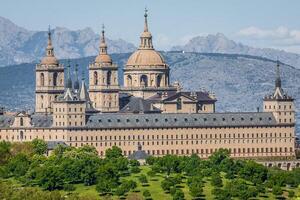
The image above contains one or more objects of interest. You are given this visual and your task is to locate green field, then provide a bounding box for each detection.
[52,166,300,200]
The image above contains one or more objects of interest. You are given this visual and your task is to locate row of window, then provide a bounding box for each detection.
[92,116,273,124]
[68,138,292,148]
[265,105,292,110]
[55,107,83,112]
[68,132,293,141]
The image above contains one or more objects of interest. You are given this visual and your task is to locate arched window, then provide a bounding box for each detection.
[20,118,24,126]
[94,71,98,85]
[157,75,162,87]
[40,73,45,86]
[140,75,148,87]
[127,75,132,87]
[177,98,182,110]
[53,72,58,86]
[107,71,111,85]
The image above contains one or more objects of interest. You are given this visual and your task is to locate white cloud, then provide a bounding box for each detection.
[237,26,300,46]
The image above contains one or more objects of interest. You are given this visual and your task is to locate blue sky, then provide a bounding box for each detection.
[1,0,300,52]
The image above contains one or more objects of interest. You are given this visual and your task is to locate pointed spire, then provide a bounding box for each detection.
[95,24,112,64]
[144,7,148,32]
[139,8,153,49]
[275,60,281,88]
[99,24,107,55]
[66,60,72,89]
[74,64,80,90]
[46,25,54,56]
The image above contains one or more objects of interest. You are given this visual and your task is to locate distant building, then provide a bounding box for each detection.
[0,9,298,170]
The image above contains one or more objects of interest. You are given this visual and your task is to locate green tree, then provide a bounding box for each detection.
[211,172,223,187]
[143,189,151,199]
[105,146,123,159]
[173,189,184,200]
[32,139,47,155]
[7,153,31,177]
[37,165,64,190]
[189,181,203,198]
[0,141,11,164]
[139,174,148,183]
[96,179,113,194]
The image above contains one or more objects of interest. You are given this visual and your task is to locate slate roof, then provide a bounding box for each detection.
[120,96,161,114]
[30,114,53,127]
[128,150,149,160]
[47,141,67,150]
[86,112,278,129]
[148,91,216,103]
[0,115,14,128]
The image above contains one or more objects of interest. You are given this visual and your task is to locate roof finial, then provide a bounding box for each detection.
[101,24,105,43]
[74,63,80,90]
[47,25,52,46]
[275,59,281,88]
[144,7,148,32]
[66,60,72,89]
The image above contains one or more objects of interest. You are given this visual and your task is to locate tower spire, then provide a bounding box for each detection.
[46,25,54,57]
[66,60,72,89]
[144,7,148,32]
[99,24,107,55]
[275,60,281,88]
[74,63,80,90]
[139,8,153,49]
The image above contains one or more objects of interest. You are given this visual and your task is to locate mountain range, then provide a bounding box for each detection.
[1,16,300,68]
[172,33,300,68]
[0,16,136,67]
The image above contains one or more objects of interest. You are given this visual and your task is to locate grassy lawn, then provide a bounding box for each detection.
[3,165,300,200]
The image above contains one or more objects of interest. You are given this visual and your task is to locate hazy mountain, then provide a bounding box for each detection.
[0,16,136,67]
[171,33,300,68]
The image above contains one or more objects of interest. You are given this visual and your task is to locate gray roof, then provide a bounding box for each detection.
[120,96,161,114]
[31,114,53,127]
[47,141,67,150]
[128,150,149,160]
[0,115,14,128]
[86,112,278,129]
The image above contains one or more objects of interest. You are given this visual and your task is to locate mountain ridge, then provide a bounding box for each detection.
[0,16,136,67]
[171,33,300,68]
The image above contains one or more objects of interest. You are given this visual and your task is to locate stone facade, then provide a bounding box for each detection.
[0,10,298,168]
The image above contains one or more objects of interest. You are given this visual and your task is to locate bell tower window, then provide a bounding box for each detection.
[107,71,111,85]
[94,71,98,85]
[40,73,45,86]
[53,72,58,86]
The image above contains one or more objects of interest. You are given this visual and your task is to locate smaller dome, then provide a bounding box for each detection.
[41,56,58,65]
[126,49,166,66]
[95,54,112,64]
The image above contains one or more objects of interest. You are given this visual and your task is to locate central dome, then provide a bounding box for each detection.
[126,49,166,66]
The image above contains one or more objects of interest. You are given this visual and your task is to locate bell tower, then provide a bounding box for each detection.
[263,61,295,124]
[35,27,64,114]
[89,25,119,112]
